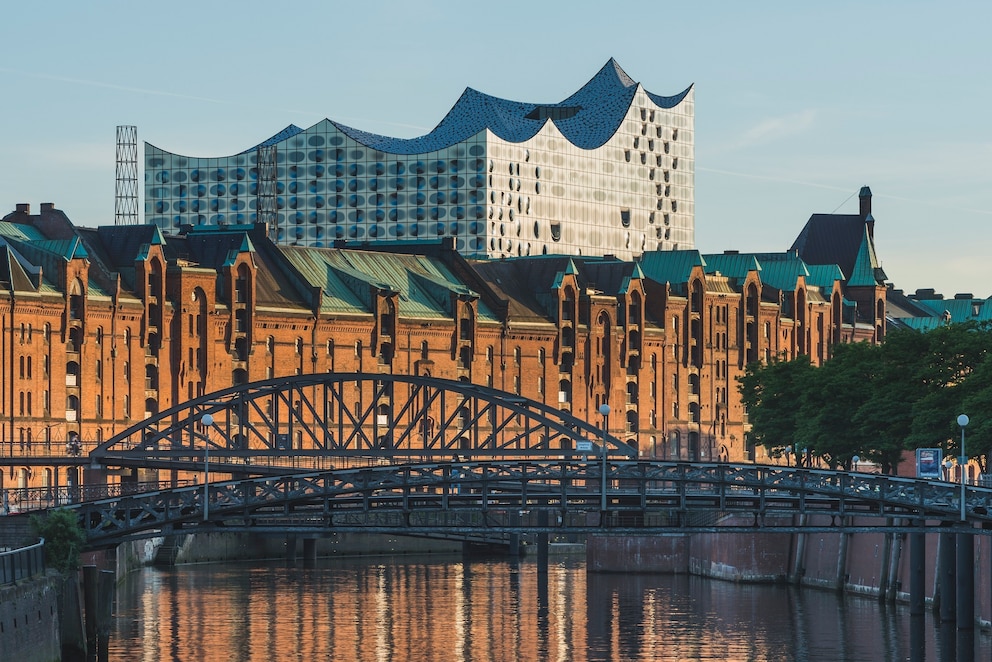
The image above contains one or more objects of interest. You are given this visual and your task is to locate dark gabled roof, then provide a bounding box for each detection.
[790,213,884,287]
[470,256,583,322]
[468,255,637,324]
[93,225,164,268]
[165,226,255,271]
[0,243,38,293]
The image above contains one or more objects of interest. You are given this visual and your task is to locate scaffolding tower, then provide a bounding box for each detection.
[115,125,139,225]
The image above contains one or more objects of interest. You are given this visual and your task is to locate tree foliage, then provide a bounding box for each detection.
[739,322,992,474]
[739,355,813,464]
[30,508,86,574]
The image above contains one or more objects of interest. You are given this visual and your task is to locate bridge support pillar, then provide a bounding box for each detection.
[303,538,317,567]
[285,535,298,566]
[956,531,975,630]
[537,510,549,570]
[938,531,956,622]
[909,527,926,616]
[507,533,521,557]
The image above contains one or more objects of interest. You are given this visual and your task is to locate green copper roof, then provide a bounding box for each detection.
[846,227,882,287]
[279,246,497,321]
[914,297,992,324]
[804,263,845,291]
[638,250,705,286]
[749,252,810,291]
[700,253,762,281]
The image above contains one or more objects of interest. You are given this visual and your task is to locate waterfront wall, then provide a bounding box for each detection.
[588,514,992,625]
[0,572,62,662]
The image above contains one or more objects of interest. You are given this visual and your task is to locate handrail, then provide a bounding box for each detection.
[0,538,45,585]
[2,479,195,514]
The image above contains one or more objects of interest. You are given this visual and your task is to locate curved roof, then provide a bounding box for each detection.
[149,60,691,159]
[334,59,691,153]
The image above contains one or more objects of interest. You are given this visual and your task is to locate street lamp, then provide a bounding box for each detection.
[785,445,792,467]
[200,413,214,521]
[958,413,969,522]
[599,403,610,512]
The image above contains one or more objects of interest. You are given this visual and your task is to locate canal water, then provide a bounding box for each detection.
[107,554,991,661]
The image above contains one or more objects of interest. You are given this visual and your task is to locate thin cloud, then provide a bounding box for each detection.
[731,109,817,150]
[0,67,230,105]
[0,67,434,137]
[698,166,992,216]
[697,166,850,193]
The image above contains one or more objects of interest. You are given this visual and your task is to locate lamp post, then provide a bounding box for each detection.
[785,445,792,467]
[599,404,610,512]
[958,413,969,522]
[200,413,214,521]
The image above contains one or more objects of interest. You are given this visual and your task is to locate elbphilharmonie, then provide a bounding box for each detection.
[145,60,694,259]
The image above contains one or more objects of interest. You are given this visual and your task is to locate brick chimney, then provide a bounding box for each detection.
[859,186,872,219]
[859,186,874,241]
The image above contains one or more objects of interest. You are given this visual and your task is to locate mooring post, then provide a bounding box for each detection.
[956,531,975,630]
[302,538,317,567]
[537,509,549,570]
[909,526,926,616]
[938,530,956,622]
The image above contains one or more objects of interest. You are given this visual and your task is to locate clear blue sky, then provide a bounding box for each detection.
[2,1,989,298]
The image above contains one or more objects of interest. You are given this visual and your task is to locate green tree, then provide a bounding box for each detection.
[907,321,991,465]
[797,341,878,470]
[30,508,86,574]
[737,321,992,474]
[739,355,813,463]
[851,329,931,473]
[961,351,992,472]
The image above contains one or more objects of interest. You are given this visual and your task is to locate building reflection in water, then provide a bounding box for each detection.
[109,556,990,661]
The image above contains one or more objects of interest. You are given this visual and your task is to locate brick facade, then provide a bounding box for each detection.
[0,199,886,493]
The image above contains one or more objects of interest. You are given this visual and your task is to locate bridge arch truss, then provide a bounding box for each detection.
[91,373,636,477]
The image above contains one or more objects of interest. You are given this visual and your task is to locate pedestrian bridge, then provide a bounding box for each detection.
[68,460,992,548]
[8,373,992,548]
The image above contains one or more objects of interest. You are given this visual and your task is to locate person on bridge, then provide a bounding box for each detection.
[66,432,81,457]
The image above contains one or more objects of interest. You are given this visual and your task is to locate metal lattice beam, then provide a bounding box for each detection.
[90,373,634,475]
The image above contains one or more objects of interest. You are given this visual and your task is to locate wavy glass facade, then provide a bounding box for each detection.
[145,60,694,259]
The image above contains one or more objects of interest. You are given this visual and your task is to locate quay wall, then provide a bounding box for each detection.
[0,573,63,662]
[588,514,992,625]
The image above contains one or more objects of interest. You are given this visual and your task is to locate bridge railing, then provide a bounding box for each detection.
[0,440,94,460]
[1,480,195,514]
[0,538,45,585]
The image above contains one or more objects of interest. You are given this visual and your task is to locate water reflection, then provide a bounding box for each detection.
[109,556,990,661]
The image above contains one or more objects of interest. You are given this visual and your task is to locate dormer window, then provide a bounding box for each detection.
[524,105,581,121]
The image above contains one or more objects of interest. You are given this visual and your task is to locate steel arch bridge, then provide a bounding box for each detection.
[91,373,637,478]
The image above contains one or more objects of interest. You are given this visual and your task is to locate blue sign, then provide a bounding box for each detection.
[916,448,942,479]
